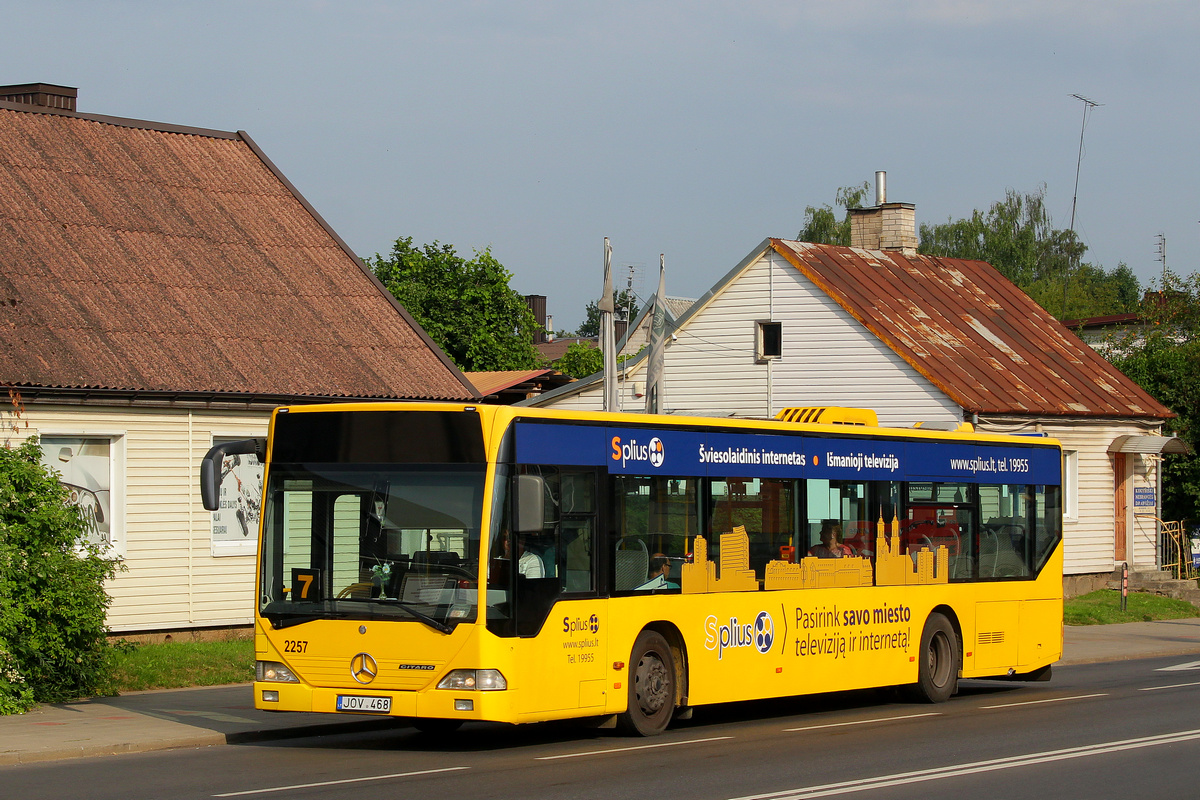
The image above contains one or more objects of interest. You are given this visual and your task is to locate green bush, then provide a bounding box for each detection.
[556,341,603,379]
[0,437,120,713]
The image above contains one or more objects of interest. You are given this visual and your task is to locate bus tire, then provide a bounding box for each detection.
[618,630,675,736]
[908,613,959,703]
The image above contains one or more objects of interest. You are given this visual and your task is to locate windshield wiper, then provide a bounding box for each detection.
[265,605,351,630]
[365,598,454,634]
[268,613,325,630]
[263,602,454,634]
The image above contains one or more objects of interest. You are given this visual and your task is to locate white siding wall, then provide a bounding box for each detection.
[540,251,961,426]
[9,404,268,632]
[661,254,771,416]
[980,419,1163,576]
[765,253,963,427]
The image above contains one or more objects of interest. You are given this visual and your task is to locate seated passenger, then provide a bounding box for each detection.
[498,530,544,578]
[516,535,545,578]
[808,521,853,559]
[637,553,679,590]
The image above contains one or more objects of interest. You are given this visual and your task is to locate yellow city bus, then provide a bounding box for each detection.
[201,402,1063,736]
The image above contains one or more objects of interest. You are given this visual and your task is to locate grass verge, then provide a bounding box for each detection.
[1065,589,1200,626]
[109,639,255,692]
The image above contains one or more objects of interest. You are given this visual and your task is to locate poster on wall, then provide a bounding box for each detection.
[39,436,112,551]
[211,437,262,557]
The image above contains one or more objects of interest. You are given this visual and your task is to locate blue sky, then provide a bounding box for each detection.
[7,1,1198,330]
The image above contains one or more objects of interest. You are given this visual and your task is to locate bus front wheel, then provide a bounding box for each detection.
[908,613,959,703]
[618,630,675,736]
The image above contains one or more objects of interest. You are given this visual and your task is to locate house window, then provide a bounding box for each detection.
[39,434,124,556]
[756,321,782,363]
[211,436,263,557]
[1063,450,1078,520]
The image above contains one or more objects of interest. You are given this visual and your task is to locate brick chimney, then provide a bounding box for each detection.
[848,171,918,256]
[525,294,548,344]
[0,83,77,112]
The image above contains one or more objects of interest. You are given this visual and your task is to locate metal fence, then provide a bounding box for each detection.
[1159,519,1195,579]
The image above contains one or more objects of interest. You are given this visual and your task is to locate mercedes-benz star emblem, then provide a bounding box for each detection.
[350,652,378,684]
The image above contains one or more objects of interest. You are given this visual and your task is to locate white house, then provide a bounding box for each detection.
[0,84,477,634]
[526,199,1181,592]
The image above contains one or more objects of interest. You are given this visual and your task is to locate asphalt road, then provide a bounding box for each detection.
[8,654,1200,800]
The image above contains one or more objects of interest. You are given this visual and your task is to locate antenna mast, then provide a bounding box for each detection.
[1155,233,1166,285]
[1064,93,1102,317]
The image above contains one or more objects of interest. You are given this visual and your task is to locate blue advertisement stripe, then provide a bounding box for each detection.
[512,423,1060,484]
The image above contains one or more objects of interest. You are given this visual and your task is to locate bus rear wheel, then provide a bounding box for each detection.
[908,613,959,703]
[618,630,675,736]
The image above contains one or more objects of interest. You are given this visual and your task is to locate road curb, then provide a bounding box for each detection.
[0,732,227,766]
[0,717,404,766]
[1057,643,1200,667]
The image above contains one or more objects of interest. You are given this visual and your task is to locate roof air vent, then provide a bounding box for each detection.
[775,407,879,426]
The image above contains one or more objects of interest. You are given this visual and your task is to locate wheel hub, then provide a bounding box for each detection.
[635,653,670,713]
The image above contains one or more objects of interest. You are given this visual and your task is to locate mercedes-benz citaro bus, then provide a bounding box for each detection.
[200,403,1063,736]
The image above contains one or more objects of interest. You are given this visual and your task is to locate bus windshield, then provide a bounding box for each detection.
[259,464,485,631]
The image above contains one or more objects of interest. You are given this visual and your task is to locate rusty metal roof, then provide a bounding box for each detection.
[771,239,1171,419]
[0,102,475,401]
[465,370,556,396]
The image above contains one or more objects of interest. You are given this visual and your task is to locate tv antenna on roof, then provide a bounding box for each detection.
[1068,94,1102,234]
[1155,233,1166,284]
[1064,93,1102,317]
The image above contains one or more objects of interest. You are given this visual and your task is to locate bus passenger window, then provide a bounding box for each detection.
[979,484,1033,578]
[906,482,975,580]
[1033,486,1062,573]
[707,478,797,578]
[612,475,696,593]
[805,480,868,559]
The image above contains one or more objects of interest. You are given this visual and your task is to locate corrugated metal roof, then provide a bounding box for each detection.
[465,369,556,396]
[0,103,474,401]
[771,239,1171,418]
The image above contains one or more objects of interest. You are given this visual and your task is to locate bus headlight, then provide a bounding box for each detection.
[437,669,507,691]
[256,661,300,683]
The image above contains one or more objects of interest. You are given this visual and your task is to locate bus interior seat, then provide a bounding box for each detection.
[615,539,648,590]
[980,527,1029,577]
[413,550,461,568]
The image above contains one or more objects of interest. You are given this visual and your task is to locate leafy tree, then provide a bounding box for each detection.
[556,341,603,379]
[1105,272,1200,523]
[917,186,1137,320]
[797,182,870,246]
[368,238,541,372]
[919,187,1074,286]
[0,437,119,713]
[1023,261,1142,322]
[577,289,640,339]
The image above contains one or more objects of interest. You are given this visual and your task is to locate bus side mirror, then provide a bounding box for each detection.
[515,475,545,533]
[200,438,267,511]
